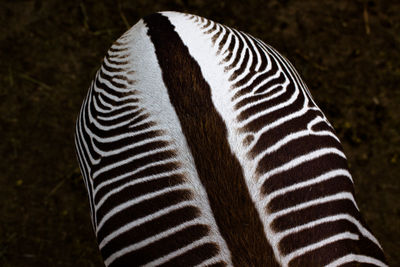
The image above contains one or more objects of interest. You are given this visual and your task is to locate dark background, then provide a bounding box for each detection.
[0,0,399,266]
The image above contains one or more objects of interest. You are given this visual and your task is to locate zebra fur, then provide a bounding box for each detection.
[75,11,387,267]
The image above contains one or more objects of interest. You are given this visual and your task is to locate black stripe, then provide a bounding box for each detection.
[239,83,305,134]
[144,13,279,267]
[312,121,333,132]
[92,140,170,176]
[201,19,211,30]
[101,206,201,260]
[339,262,382,267]
[234,85,283,110]
[216,25,229,54]
[248,109,324,157]
[97,189,193,243]
[229,46,249,81]
[231,53,279,100]
[288,236,385,267]
[236,74,289,121]
[159,243,220,267]
[222,30,237,66]
[278,219,360,255]
[225,29,244,72]
[211,24,223,44]
[93,150,177,188]
[90,122,158,148]
[96,173,185,221]
[256,135,344,176]
[270,199,361,232]
[109,224,210,266]
[109,42,129,52]
[207,263,228,267]
[261,154,349,195]
[230,32,261,87]
[267,175,354,213]
[94,164,182,203]
[92,101,138,117]
[204,22,217,34]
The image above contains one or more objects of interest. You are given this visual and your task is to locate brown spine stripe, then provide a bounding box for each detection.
[76,21,227,266]
[186,12,387,265]
[144,13,280,266]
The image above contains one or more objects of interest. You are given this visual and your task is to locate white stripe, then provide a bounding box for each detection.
[235,81,288,114]
[99,200,198,248]
[230,65,280,102]
[96,92,114,109]
[325,254,388,267]
[224,47,272,94]
[200,20,215,33]
[236,76,300,127]
[101,74,135,90]
[225,34,248,77]
[93,135,168,158]
[93,76,139,102]
[257,148,347,188]
[246,104,310,151]
[105,224,208,266]
[109,43,132,51]
[220,30,240,67]
[194,256,227,267]
[97,93,137,110]
[95,170,184,209]
[142,237,212,267]
[253,129,339,161]
[78,102,101,165]
[218,27,233,57]
[282,232,359,266]
[87,105,142,131]
[275,213,381,248]
[87,123,161,145]
[105,53,132,63]
[213,24,227,51]
[267,192,357,223]
[261,169,352,207]
[96,184,191,231]
[102,54,130,68]
[96,73,137,97]
[92,145,175,178]
[247,34,263,72]
[227,31,253,82]
[94,105,141,122]
[106,50,132,59]
[93,158,179,194]
[92,94,117,114]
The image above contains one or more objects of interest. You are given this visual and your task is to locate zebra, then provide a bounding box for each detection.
[75,11,387,267]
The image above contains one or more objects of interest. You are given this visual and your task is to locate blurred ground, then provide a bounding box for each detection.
[0,0,399,266]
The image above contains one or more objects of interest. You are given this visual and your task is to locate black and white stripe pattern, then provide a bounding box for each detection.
[75,11,387,266]
[75,18,231,266]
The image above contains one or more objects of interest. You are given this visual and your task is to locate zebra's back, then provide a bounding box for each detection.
[75,11,387,267]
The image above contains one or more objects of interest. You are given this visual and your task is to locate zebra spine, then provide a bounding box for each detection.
[75,11,387,267]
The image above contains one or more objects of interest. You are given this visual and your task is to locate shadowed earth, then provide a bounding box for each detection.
[0,0,399,266]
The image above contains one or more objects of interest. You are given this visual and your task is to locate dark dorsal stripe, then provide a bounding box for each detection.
[144,13,279,266]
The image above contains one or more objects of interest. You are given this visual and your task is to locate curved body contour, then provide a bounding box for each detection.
[75,11,387,267]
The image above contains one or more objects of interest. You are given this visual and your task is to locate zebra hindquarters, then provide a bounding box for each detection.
[75,11,387,267]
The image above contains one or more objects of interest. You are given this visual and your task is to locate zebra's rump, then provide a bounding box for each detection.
[75,11,387,267]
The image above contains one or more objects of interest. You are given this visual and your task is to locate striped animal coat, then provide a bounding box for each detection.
[75,11,387,267]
